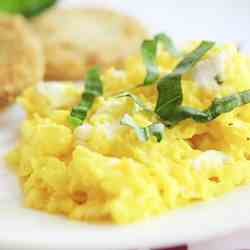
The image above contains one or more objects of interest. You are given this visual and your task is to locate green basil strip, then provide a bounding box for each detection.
[69,66,103,128]
[155,33,180,57]
[142,39,159,85]
[0,0,57,17]
[154,74,183,120]
[203,90,250,122]
[173,41,215,75]
[114,92,153,113]
[166,90,250,125]
[142,33,180,86]
[120,114,164,142]
[165,106,209,125]
[155,41,215,120]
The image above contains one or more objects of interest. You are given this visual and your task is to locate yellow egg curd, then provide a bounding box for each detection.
[6,41,250,224]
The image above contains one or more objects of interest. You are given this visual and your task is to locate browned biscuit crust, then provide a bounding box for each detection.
[31,8,147,80]
[0,14,44,108]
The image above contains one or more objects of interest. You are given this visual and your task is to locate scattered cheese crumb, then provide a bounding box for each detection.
[97,122,120,139]
[193,52,227,90]
[95,99,123,115]
[193,150,230,170]
[74,123,93,145]
[36,82,78,109]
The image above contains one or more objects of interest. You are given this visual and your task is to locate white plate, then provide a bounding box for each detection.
[1,0,250,249]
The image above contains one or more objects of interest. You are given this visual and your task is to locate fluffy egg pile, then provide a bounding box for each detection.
[6,42,250,223]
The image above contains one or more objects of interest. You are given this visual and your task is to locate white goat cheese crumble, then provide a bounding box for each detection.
[193,150,230,170]
[193,52,227,90]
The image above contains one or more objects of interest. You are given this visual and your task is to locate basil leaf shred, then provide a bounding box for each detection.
[142,33,179,86]
[155,41,215,120]
[114,91,153,113]
[120,114,164,142]
[202,90,250,122]
[69,66,103,128]
[167,90,250,124]
[155,33,180,57]
[142,39,159,85]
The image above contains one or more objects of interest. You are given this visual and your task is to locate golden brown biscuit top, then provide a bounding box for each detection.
[0,13,44,108]
[31,8,148,80]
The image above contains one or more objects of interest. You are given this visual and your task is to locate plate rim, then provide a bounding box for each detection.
[0,185,250,249]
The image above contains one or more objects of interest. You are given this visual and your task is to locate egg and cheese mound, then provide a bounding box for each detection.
[6,42,250,224]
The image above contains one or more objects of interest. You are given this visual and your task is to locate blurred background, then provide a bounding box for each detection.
[61,0,250,44]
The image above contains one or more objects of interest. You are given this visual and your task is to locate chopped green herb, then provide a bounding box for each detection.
[142,39,159,85]
[155,33,180,57]
[165,90,250,125]
[202,90,250,122]
[69,66,103,128]
[114,91,153,113]
[120,114,164,142]
[142,33,179,86]
[154,74,183,120]
[155,41,215,120]
[164,106,209,125]
[173,41,215,75]
[0,0,57,17]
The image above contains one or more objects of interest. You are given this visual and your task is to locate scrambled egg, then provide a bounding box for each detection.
[6,42,250,224]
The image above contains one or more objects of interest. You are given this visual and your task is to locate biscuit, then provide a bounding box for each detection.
[31,8,147,80]
[0,14,44,108]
